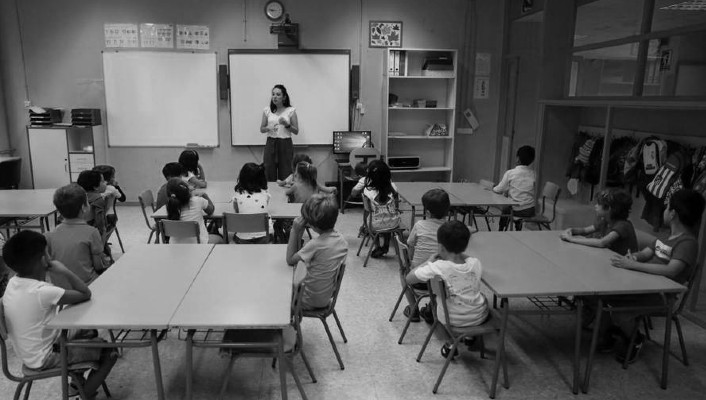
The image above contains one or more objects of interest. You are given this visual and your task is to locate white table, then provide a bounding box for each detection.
[468,231,684,396]
[170,245,293,399]
[193,181,288,203]
[0,188,57,231]
[48,244,214,400]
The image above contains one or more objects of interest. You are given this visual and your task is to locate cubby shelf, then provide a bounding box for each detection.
[390,166,452,173]
[388,135,453,139]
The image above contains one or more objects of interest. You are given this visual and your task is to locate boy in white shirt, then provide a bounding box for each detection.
[493,145,536,231]
[406,220,488,358]
[2,230,117,398]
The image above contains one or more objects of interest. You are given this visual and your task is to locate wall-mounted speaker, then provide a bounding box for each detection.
[218,65,229,100]
[350,64,360,102]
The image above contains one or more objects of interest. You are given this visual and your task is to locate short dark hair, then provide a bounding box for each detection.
[291,154,312,170]
[301,194,339,231]
[669,189,706,232]
[93,165,115,182]
[53,184,88,219]
[437,220,470,254]
[235,163,267,194]
[162,162,184,180]
[2,230,47,276]
[354,162,367,177]
[517,145,535,166]
[178,150,200,175]
[77,170,102,192]
[422,189,450,219]
[596,189,632,221]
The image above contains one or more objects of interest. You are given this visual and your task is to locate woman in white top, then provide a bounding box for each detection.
[165,178,223,244]
[260,84,299,181]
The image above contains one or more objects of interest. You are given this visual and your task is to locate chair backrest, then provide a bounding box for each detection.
[478,179,494,189]
[0,299,21,382]
[676,256,704,314]
[428,276,452,327]
[105,194,117,216]
[394,235,411,277]
[326,263,347,314]
[138,190,156,228]
[363,195,400,233]
[222,212,269,244]
[0,158,21,189]
[290,282,306,351]
[349,147,380,167]
[160,220,201,243]
[539,181,561,223]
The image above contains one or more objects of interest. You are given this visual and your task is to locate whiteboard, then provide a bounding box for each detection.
[103,51,218,147]
[229,51,350,146]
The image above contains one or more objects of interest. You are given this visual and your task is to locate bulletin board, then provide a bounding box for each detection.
[228,50,350,146]
[103,51,218,147]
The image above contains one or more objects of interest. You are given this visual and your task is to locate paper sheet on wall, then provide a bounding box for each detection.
[104,23,139,48]
[473,77,490,99]
[176,25,210,49]
[140,23,174,48]
[475,53,491,75]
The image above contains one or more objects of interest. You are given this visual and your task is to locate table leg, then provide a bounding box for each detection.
[509,209,514,231]
[60,330,69,400]
[490,298,508,399]
[155,220,161,244]
[278,330,288,400]
[186,330,194,400]
[582,298,603,393]
[661,296,675,389]
[150,330,165,400]
[572,298,583,394]
[338,167,344,213]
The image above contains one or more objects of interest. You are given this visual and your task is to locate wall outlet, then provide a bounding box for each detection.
[24,100,31,108]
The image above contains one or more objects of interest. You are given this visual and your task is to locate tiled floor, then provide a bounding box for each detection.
[2,205,706,399]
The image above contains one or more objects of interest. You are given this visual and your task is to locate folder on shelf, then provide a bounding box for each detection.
[393,50,400,76]
[399,51,406,76]
[388,51,396,76]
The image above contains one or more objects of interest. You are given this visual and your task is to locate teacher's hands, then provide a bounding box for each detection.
[278,116,290,127]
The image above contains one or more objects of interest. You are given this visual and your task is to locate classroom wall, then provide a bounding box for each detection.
[0,0,505,199]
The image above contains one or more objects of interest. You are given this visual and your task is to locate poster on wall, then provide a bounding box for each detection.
[176,25,210,50]
[475,53,491,76]
[104,23,139,48]
[473,77,490,99]
[140,23,174,48]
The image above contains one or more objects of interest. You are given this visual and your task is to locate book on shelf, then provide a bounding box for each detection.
[388,51,395,76]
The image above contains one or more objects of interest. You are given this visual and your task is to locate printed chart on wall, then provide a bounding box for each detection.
[229,50,350,146]
[103,51,218,147]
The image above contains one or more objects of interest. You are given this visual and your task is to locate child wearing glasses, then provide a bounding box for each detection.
[560,188,638,256]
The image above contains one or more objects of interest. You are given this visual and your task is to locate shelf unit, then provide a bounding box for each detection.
[382,48,457,181]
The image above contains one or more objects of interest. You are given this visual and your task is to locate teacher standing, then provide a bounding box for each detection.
[261,84,299,181]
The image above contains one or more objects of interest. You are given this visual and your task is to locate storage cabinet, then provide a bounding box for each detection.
[27,126,105,189]
[382,48,457,181]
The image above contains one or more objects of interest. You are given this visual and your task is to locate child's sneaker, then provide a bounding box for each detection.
[440,343,459,359]
[615,332,644,364]
[403,305,420,322]
[419,304,434,324]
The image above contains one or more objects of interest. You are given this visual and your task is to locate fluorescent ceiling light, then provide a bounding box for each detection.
[661,0,706,10]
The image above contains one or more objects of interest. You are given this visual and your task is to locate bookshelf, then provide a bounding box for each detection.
[382,48,457,181]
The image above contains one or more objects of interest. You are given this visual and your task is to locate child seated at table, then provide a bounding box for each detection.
[561,188,637,256]
[278,154,337,195]
[93,165,126,229]
[156,162,186,210]
[166,178,223,244]
[403,189,451,323]
[2,230,117,398]
[608,189,705,363]
[406,220,489,358]
[286,194,348,310]
[231,163,272,244]
[493,145,536,231]
[46,184,108,284]
[77,170,108,241]
[179,149,207,189]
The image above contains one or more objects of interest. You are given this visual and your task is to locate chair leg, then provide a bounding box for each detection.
[622,323,641,370]
[115,228,125,252]
[286,358,309,400]
[101,381,112,398]
[389,287,407,321]
[218,355,237,399]
[321,318,345,370]
[147,229,155,244]
[15,381,26,400]
[299,349,317,383]
[356,233,367,256]
[332,310,348,343]
[643,316,652,341]
[674,316,689,366]
[484,217,492,231]
[432,337,463,394]
[416,321,438,362]
[362,233,378,268]
[399,296,426,344]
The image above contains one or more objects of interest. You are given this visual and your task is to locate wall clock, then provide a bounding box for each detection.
[265,1,284,21]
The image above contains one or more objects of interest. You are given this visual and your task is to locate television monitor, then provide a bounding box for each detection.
[332,131,371,154]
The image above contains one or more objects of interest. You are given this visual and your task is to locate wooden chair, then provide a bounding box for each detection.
[159,220,201,243]
[0,300,111,400]
[417,277,508,398]
[356,196,402,268]
[302,263,348,370]
[514,181,561,231]
[217,282,315,399]
[222,212,270,244]
[390,236,430,345]
[341,147,380,213]
[138,190,158,243]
